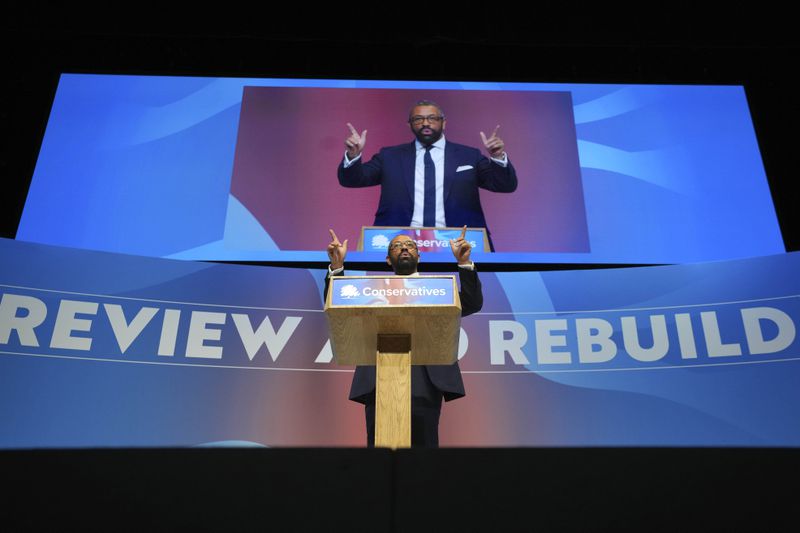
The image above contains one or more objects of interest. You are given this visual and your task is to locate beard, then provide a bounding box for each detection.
[390,254,419,275]
[413,126,442,146]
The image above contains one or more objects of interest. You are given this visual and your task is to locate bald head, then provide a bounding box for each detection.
[386,235,420,275]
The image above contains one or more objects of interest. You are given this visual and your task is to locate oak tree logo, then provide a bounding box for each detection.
[339,284,361,299]
[371,234,390,250]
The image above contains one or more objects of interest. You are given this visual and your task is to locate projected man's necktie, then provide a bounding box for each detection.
[423,145,436,227]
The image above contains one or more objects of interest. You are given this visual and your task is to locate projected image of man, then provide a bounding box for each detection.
[338,100,518,250]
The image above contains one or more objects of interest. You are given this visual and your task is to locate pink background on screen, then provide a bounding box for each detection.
[230,87,589,252]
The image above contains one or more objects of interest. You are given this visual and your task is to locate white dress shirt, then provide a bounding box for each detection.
[343,135,508,228]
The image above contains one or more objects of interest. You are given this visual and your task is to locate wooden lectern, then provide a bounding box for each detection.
[324,275,462,448]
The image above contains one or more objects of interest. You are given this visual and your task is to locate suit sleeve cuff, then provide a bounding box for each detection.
[328,265,344,276]
[490,153,508,167]
[343,152,362,168]
[457,262,475,271]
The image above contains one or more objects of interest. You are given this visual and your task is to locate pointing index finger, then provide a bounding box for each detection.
[492,125,500,137]
[460,225,467,240]
[329,229,340,243]
[346,123,358,136]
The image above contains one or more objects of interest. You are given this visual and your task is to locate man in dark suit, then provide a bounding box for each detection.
[325,226,482,448]
[337,100,517,250]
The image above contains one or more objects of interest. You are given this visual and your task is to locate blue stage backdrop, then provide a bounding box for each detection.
[16,75,783,265]
[1,238,798,447]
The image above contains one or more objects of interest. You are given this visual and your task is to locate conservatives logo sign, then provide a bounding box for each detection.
[363,228,480,252]
[330,277,455,307]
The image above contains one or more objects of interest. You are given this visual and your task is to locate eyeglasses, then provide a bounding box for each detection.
[389,241,418,251]
[409,115,444,125]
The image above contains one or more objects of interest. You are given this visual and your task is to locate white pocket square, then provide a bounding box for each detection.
[456,165,473,172]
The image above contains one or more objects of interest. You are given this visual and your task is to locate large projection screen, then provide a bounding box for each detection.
[17,74,784,264]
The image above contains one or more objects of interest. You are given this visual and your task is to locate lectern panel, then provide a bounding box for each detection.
[325,276,462,366]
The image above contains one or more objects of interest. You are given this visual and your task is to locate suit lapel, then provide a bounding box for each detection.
[444,141,457,203]
[402,142,416,203]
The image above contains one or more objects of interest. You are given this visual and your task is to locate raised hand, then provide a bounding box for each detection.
[449,225,472,266]
[327,229,348,270]
[344,123,367,160]
[479,125,505,159]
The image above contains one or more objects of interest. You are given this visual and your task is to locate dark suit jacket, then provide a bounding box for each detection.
[337,140,517,250]
[324,268,483,404]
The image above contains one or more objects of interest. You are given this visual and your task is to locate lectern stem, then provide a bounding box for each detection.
[374,351,411,449]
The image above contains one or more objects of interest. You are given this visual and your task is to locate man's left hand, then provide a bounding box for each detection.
[450,225,472,266]
[480,125,505,159]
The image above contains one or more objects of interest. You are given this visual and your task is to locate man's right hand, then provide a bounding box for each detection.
[449,225,473,266]
[344,123,367,160]
[327,229,348,270]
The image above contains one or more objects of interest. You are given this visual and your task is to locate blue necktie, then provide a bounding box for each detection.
[423,145,436,227]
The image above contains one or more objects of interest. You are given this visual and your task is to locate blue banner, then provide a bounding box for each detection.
[2,238,799,447]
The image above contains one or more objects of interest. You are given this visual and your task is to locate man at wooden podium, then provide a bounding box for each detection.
[325,227,483,448]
